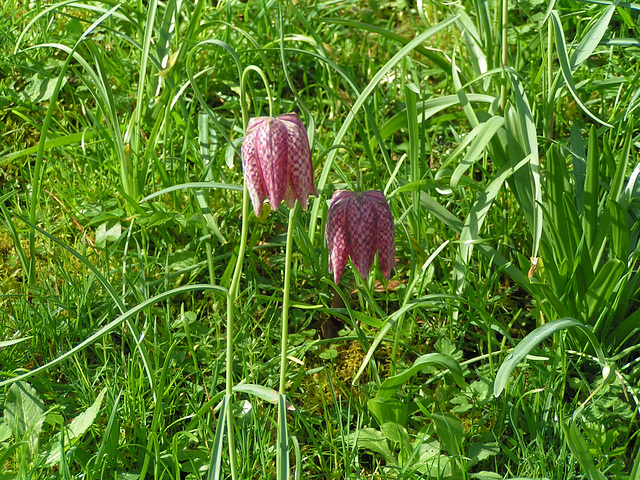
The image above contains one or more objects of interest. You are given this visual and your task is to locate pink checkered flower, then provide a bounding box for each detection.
[241,113,317,216]
[326,190,396,283]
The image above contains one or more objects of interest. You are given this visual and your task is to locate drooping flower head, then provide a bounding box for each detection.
[325,190,396,283]
[241,113,317,216]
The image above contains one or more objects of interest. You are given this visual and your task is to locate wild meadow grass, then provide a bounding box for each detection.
[1,0,640,479]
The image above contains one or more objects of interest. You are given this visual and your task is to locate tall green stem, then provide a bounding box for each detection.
[279,204,297,394]
[276,204,297,480]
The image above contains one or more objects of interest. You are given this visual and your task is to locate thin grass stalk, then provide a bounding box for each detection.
[125,0,158,202]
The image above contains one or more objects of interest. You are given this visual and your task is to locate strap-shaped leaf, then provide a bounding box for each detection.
[583,258,625,326]
[570,3,616,71]
[308,15,460,239]
[451,116,505,188]
[493,318,606,397]
[376,353,465,399]
[562,420,606,480]
[550,11,613,128]
[277,394,290,480]
[206,394,228,480]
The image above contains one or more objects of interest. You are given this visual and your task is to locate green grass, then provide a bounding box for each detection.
[2,0,640,479]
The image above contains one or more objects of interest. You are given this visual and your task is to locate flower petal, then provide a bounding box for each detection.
[241,126,267,216]
[326,193,350,283]
[329,189,354,207]
[277,113,306,131]
[257,118,288,211]
[346,194,377,280]
[369,193,396,279]
[280,115,317,209]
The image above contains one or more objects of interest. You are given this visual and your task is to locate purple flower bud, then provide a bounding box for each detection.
[326,190,396,283]
[241,113,317,216]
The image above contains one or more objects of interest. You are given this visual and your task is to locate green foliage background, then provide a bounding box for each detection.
[1,0,640,478]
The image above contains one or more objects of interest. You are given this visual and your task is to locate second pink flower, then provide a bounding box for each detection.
[326,190,396,283]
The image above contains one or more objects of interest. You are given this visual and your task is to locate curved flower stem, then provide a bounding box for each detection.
[279,203,298,394]
[221,64,269,480]
[217,64,272,480]
[241,66,274,117]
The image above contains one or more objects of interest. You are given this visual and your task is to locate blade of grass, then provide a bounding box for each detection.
[308,15,460,239]
[0,283,226,388]
[570,2,617,71]
[493,317,606,397]
[550,10,613,128]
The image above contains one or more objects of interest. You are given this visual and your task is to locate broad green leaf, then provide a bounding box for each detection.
[562,193,589,273]
[45,388,107,465]
[583,126,600,246]
[377,354,465,401]
[570,122,587,213]
[95,220,122,247]
[347,427,396,465]
[380,421,411,447]
[20,72,68,103]
[367,398,409,427]
[4,381,45,456]
[607,306,640,349]
[562,421,606,480]
[610,128,633,205]
[493,318,606,397]
[0,422,10,442]
[416,449,453,477]
[467,442,500,467]
[570,3,616,71]
[471,472,503,480]
[233,384,295,411]
[609,200,629,262]
[550,11,613,127]
[431,413,464,456]
[621,163,640,212]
